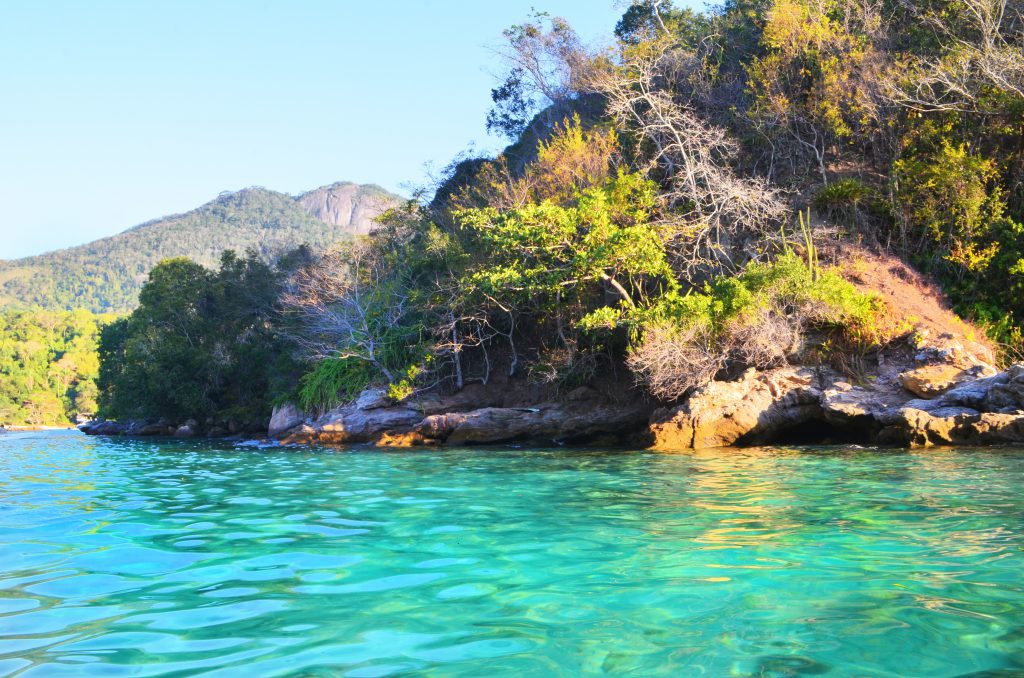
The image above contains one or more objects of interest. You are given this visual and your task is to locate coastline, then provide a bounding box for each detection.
[80,355,1024,452]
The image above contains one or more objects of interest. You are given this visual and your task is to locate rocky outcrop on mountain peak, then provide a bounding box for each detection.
[296,182,400,235]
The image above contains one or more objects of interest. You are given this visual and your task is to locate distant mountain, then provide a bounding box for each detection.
[0,182,402,313]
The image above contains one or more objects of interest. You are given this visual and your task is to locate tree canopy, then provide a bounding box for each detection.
[97,250,301,425]
[86,0,1024,422]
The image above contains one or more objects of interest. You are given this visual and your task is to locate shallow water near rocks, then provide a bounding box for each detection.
[2,431,1024,676]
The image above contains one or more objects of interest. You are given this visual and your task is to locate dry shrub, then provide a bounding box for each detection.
[626,249,895,400]
[886,0,1024,113]
[724,309,801,369]
[626,323,723,401]
[630,311,804,401]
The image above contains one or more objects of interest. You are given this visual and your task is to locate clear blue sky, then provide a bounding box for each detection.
[0,1,642,259]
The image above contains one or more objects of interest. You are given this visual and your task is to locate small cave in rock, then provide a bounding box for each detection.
[753,418,873,447]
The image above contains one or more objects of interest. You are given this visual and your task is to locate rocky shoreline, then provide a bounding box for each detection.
[80,332,1024,451]
[78,417,266,440]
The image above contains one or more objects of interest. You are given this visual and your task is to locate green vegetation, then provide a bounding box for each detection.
[628,252,890,399]
[279,112,892,406]
[83,0,1024,422]
[96,251,301,425]
[0,182,398,424]
[0,183,400,314]
[892,128,1024,347]
[296,358,375,415]
[0,308,110,425]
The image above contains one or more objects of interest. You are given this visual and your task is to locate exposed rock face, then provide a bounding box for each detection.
[984,365,1024,411]
[275,386,653,448]
[878,365,1024,446]
[648,368,824,450]
[80,415,263,439]
[280,391,423,445]
[79,420,124,436]
[882,409,1024,447]
[85,328,1024,451]
[269,403,306,437]
[354,388,391,411]
[297,183,400,236]
[315,406,424,445]
[266,355,1024,451]
[644,336,1024,450]
[416,401,651,446]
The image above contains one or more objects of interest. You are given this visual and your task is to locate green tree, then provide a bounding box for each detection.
[97,251,300,424]
[0,307,107,424]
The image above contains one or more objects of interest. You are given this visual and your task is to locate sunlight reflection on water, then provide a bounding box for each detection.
[1,431,1024,675]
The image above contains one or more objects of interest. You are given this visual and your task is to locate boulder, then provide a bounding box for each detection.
[911,330,996,371]
[896,371,1011,413]
[280,423,319,444]
[821,380,906,428]
[274,386,652,447]
[355,388,391,411]
[416,401,651,446]
[77,420,99,435]
[648,360,1024,450]
[80,419,130,436]
[983,364,1024,412]
[137,422,167,436]
[970,413,1024,443]
[648,368,824,450]
[317,405,423,444]
[847,363,1024,446]
[173,424,196,438]
[883,407,1024,447]
[898,364,971,398]
[269,403,306,437]
[275,401,423,445]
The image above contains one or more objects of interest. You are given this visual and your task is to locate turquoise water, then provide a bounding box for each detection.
[2,433,1024,676]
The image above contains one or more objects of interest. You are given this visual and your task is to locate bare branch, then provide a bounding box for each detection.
[887,0,1024,112]
[587,40,787,278]
[280,242,408,384]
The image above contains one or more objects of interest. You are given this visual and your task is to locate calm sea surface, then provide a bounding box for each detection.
[1,431,1024,676]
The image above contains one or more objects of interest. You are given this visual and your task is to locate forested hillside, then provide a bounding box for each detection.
[93,0,1024,442]
[0,182,400,313]
[0,308,111,425]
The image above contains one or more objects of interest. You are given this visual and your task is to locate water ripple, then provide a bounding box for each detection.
[2,432,1024,675]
